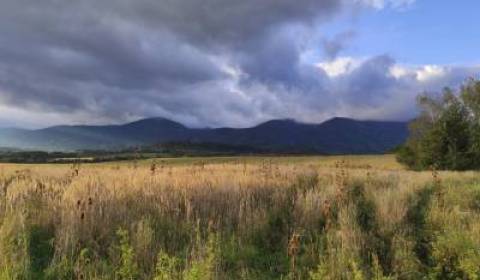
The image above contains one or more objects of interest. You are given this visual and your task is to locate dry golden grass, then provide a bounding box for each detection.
[0,155,478,279]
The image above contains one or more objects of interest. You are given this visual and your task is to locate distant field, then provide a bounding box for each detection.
[0,154,404,171]
[89,154,404,169]
[0,155,478,279]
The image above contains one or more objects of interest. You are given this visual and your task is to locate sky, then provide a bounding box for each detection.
[0,0,479,128]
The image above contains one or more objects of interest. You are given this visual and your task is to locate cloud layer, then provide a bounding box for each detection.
[0,0,478,128]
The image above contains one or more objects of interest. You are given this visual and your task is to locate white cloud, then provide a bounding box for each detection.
[314,56,480,122]
[317,57,365,77]
[388,64,449,82]
[358,0,416,10]
[416,65,448,81]
[389,65,410,79]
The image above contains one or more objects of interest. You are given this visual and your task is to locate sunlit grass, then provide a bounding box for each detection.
[0,155,477,279]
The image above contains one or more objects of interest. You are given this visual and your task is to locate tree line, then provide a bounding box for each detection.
[397,78,480,170]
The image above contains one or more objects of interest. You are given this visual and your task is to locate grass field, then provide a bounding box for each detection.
[0,155,479,279]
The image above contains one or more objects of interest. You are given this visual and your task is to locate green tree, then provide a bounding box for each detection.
[461,78,480,166]
[397,80,480,171]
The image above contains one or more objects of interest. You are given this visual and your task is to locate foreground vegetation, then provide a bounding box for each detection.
[0,155,478,279]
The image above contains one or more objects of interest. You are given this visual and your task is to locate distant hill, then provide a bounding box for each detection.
[0,117,408,154]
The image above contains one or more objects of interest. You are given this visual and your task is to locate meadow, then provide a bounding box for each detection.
[0,155,478,279]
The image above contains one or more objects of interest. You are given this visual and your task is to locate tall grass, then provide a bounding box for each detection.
[0,156,477,279]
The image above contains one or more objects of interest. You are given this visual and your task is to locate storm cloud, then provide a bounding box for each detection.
[0,0,478,128]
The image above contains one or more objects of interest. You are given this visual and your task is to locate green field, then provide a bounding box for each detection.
[0,155,478,279]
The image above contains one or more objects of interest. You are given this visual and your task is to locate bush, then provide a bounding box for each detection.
[116,228,139,280]
[154,251,180,280]
[430,230,480,279]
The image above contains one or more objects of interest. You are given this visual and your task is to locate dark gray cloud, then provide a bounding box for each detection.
[0,0,341,126]
[322,30,356,60]
[0,0,477,128]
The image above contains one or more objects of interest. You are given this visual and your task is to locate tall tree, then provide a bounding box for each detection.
[461,79,480,166]
[397,80,479,171]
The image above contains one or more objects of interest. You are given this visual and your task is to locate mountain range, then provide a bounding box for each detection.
[0,117,409,154]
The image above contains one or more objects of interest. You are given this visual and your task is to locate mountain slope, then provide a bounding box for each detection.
[0,117,408,154]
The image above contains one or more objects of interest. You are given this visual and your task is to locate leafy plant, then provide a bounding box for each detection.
[116,228,139,280]
[154,251,180,280]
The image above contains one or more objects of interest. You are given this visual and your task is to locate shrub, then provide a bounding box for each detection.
[430,230,480,279]
[154,251,180,280]
[116,228,139,280]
